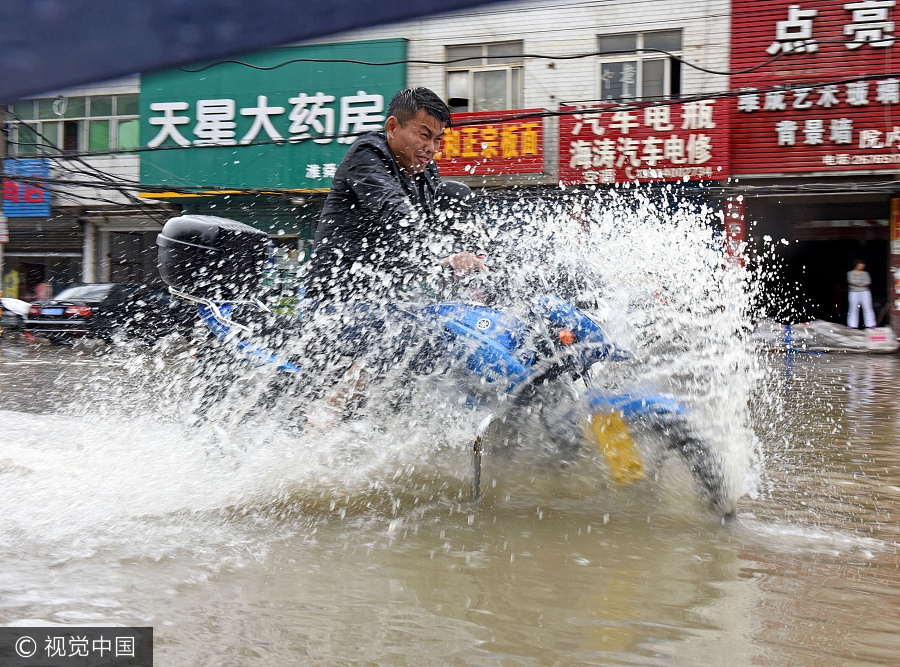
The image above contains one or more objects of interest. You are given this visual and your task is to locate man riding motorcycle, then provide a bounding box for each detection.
[305,86,486,305]
[301,87,487,428]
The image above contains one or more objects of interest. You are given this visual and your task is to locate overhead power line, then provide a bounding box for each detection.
[7,64,900,163]
[5,43,900,203]
[175,37,897,78]
[177,45,788,78]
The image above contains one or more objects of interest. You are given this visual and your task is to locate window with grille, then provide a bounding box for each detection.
[598,30,682,102]
[446,41,523,113]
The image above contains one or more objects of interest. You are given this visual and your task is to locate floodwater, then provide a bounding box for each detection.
[1,338,899,667]
[0,194,898,666]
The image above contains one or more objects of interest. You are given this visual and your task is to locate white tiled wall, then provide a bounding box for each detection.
[314,0,730,108]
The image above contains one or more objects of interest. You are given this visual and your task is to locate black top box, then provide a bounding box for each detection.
[157,215,269,300]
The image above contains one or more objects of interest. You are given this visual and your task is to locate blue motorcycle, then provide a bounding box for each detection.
[157,213,734,519]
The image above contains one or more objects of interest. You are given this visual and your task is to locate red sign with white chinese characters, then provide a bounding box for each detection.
[732,0,900,174]
[435,109,544,176]
[557,101,730,185]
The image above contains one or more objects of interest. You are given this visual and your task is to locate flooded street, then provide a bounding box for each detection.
[0,338,898,666]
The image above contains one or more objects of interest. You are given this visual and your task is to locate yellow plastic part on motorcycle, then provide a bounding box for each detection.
[584,411,645,484]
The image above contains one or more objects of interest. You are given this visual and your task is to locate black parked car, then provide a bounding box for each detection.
[25,283,194,344]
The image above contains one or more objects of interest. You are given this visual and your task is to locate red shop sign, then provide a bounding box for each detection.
[558,100,730,185]
[435,109,545,176]
[731,0,900,174]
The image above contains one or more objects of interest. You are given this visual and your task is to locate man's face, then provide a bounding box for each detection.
[385,109,446,175]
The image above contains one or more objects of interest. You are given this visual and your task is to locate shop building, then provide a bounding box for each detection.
[729,0,900,328]
[19,0,894,333]
[134,38,410,296]
[3,1,733,299]
[332,0,731,188]
[132,1,733,295]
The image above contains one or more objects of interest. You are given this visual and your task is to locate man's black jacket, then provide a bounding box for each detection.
[305,131,443,303]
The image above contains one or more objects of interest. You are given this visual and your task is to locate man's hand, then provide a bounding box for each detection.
[441,252,489,277]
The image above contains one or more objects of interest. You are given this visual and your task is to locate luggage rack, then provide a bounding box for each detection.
[170,286,300,374]
[168,286,270,335]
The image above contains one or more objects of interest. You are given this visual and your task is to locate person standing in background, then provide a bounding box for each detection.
[847,259,877,329]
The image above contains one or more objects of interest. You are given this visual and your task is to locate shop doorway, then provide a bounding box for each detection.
[782,225,890,326]
[786,234,889,325]
[745,197,890,325]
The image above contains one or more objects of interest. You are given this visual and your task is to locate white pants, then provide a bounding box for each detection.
[847,290,876,328]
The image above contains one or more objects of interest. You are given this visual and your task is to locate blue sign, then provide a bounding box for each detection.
[2,158,50,217]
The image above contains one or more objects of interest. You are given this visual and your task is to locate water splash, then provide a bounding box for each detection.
[477,187,764,504]
[1,188,766,550]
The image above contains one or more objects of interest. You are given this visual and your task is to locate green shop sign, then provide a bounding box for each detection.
[140,39,407,190]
